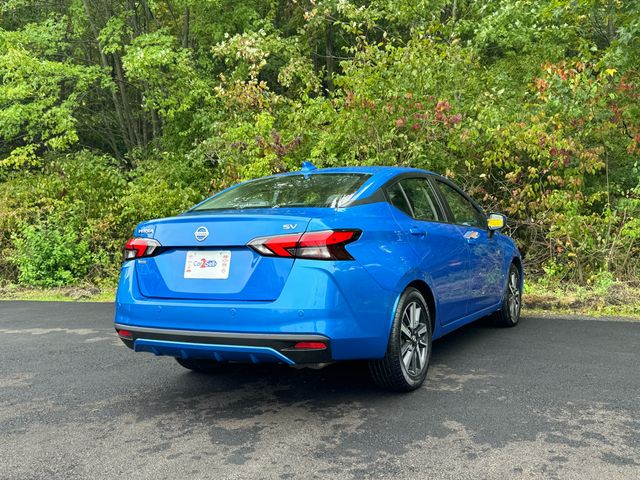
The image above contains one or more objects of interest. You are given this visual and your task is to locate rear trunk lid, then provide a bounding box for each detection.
[134,212,312,301]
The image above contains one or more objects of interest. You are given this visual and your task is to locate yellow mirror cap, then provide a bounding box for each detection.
[488,217,504,228]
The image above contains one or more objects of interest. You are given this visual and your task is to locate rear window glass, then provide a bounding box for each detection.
[192,173,370,211]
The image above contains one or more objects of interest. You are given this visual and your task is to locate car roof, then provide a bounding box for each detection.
[188,165,453,213]
[284,165,435,175]
[264,165,450,206]
[184,164,469,215]
[277,165,444,186]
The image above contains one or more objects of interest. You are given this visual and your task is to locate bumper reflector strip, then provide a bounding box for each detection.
[117,329,133,340]
[293,341,327,350]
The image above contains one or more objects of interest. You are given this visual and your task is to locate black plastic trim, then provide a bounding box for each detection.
[114,324,332,364]
[346,187,387,207]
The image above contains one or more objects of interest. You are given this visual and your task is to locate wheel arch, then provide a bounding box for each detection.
[406,279,436,335]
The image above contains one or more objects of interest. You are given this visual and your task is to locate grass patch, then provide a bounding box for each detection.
[524,280,640,319]
[0,283,116,303]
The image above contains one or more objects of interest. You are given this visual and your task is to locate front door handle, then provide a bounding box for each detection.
[464,230,480,242]
[409,226,426,236]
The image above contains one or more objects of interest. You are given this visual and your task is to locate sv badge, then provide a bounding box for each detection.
[282,224,298,230]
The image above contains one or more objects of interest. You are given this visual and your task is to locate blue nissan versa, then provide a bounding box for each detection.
[115,163,523,391]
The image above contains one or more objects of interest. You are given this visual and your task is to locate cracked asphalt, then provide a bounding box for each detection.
[1,301,639,479]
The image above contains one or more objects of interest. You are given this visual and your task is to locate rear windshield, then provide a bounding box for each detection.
[191,173,370,211]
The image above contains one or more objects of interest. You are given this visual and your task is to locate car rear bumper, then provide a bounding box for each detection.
[115,324,332,364]
[114,259,395,362]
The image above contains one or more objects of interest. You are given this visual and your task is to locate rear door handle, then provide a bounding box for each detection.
[409,226,426,236]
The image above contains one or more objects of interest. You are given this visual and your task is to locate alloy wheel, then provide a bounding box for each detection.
[399,301,429,377]
[507,270,521,321]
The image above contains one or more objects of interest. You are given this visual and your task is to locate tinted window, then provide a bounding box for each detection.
[435,181,486,228]
[386,182,413,217]
[192,173,370,211]
[399,178,440,221]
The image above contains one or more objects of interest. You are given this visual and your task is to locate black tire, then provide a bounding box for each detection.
[175,357,226,373]
[493,263,522,327]
[369,287,432,392]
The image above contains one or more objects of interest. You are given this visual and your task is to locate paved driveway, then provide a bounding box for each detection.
[1,301,638,479]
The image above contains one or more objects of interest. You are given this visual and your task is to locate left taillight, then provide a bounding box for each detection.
[248,229,361,261]
[124,237,161,260]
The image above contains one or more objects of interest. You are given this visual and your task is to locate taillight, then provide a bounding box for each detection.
[124,237,161,260]
[248,229,360,260]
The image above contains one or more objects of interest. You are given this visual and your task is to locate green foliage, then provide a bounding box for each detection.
[118,153,216,228]
[0,17,108,169]
[10,214,96,287]
[0,0,638,288]
[123,31,206,119]
[0,150,215,285]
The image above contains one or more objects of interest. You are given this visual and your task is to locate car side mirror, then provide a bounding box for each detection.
[487,213,506,231]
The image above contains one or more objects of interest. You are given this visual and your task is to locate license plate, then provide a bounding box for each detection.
[184,251,231,279]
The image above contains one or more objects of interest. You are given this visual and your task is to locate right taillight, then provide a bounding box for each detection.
[248,229,360,260]
[124,237,161,260]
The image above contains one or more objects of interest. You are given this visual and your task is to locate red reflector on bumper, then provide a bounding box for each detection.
[293,341,327,350]
[117,329,133,340]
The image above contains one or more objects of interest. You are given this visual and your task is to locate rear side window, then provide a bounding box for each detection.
[435,181,486,228]
[386,182,412,217]
[192,173,370,211]
[386,178,441,221]
[398,178,440,221]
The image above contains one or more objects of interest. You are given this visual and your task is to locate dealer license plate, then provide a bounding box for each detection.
[183,251,231,279]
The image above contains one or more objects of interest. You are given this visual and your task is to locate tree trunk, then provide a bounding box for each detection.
[181,6,190,48]
[606,0,616,43]
[112,53,142,149]
[275,0,287,29]
[140,0,157,30]
[81,0,133,156]
[324,15,335,93]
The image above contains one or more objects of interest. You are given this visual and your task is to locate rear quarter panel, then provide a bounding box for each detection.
[306,202,430,335]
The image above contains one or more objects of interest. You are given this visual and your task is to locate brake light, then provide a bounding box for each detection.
[248,229,360,260]
[124,237,161,260]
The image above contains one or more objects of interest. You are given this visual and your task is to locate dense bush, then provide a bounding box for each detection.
[0,1,638,288]
[10,214,96,287]
[0,152,215,285]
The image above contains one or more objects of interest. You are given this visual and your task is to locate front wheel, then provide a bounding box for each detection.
[493,263,522,327]
[175,357,226,373]
[369,288,432,392]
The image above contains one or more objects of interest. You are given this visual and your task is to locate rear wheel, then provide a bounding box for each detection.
[175,357,226,373]
[369,288,432,392]
[493,263,522,327]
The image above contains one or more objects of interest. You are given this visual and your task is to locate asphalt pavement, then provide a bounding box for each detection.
[1,301,639,479]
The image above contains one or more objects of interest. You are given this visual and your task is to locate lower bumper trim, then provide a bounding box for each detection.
[115,324,332,364]
[134,338,296,365]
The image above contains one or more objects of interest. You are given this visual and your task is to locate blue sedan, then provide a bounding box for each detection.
[115,163,523,391]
